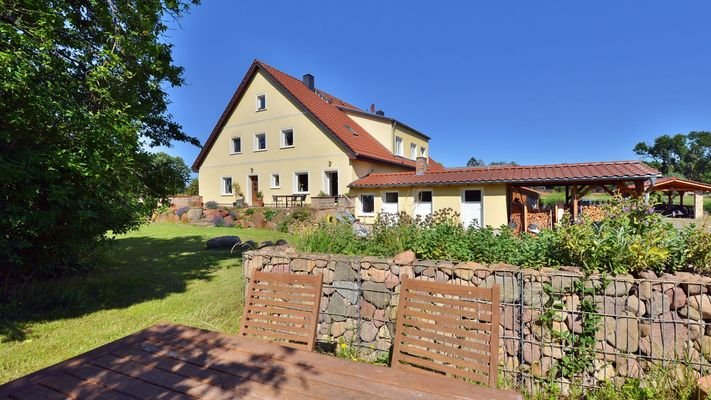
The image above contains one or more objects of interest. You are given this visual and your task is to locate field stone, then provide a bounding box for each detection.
[362,281,391,308]
[638,281,653,301]
[331,321,346,337]
[360,321,378,342]
[679,305,702,321]
[328,293,357,321]
[334,261,358,282]
[605,280,632,296]
[480,273,519,303]
[605,311,639,352]
[550,275,578,293]
[332,281,359,304]
[648,291,671,318]
[523,282,549,307]
[697,336,711,359]
[393,250,416,265]
[360,300,376,319]
[615,357,642,378]
[522,340,541,364]
[666,287,687,310]
[625,295,646,317]
[689,294,711,319]
[384,272,399,289]
[206,235,240,249]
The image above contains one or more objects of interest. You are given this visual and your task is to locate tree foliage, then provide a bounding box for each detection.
[184,178,199,196]
[0,0,200,280]
[149,152,191,196]
[634,131,711,183]
[466,157,518,167]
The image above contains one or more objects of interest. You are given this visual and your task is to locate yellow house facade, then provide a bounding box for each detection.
[193,61,661,230]
[192,61,437,206]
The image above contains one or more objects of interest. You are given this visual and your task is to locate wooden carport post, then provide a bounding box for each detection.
[571,185,579,221]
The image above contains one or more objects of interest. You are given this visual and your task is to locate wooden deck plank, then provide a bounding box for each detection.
[112,347,361,400]
[6,384,68,400]
[0,324,522,400]
[38,372,133,400]
[143,328,519,400]
[65,363,191,400]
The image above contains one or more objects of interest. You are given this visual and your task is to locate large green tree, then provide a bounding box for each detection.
[634,132,711,183]
[0,0,200,280]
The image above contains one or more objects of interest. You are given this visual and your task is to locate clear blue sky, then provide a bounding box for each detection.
[162,1,711,169]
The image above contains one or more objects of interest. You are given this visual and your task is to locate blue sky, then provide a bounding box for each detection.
[162,1,711,170]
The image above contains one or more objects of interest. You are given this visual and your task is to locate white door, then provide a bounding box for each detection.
[382,192,399,215]
[414,191,433,218]
[461,190,482,228]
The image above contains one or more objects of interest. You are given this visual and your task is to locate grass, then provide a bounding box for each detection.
[0,223,289,384]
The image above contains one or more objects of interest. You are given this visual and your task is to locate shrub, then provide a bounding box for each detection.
[264,209,278,221]
[212,216,224,227]
[175,206,189,217]
[293,197,711,275]
[205,201,218,209]
[228,209,238,219]
[244,208,255,216]
[278,207,313,232]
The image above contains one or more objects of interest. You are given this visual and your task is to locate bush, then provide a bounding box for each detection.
[205,201,218,209]
[212,215,225,227]
[264,209,278,221]
[293,197,711,275]
[278,207,313,232]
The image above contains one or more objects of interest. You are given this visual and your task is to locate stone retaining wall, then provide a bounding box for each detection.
[243,248,711,387]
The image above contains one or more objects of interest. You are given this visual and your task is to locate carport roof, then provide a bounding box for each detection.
[647,177,711,192]
[349,160,660,188]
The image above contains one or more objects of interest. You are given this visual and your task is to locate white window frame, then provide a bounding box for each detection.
[420,146,427,157]
[230,136,242,154]
[293,171,309,194]
[280,128,294,148]
[256,94,266,111]
[359,193,375,216]
[394,136,404,156]
[254,132,267,151]
[271,173,280,189]
[221,176,233,196]
[410,143,417,159]
[414,188,434,218]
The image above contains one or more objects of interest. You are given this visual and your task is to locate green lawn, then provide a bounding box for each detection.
[0,223,289,384]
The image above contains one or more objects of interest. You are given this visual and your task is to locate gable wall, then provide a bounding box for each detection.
[198,71,352,205]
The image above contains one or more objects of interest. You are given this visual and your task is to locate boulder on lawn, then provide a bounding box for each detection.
[206,236,241,250]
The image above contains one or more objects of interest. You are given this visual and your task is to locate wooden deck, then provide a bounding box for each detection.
[0,324,522,400]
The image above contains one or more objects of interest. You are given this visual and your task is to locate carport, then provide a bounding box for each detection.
[645,177,711,219]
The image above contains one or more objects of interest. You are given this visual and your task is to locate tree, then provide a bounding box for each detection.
[466,157,518,167]
[185,178,200,196]
[0,1,201,280]
[149,153,192,196]
[467,157,485,167]
[634,132,711,183]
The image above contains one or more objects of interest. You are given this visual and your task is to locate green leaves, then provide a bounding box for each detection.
[635,131,711,183]
[1,0,199,280]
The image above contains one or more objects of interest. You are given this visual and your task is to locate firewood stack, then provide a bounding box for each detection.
[582,205,605,221]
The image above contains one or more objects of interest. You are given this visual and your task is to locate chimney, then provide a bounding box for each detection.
[375,110,385,116]
[416,156,428,175]
[369,104,375,113]
[303,74,315,91]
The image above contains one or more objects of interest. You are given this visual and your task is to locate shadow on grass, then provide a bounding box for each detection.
[0,235,241,343]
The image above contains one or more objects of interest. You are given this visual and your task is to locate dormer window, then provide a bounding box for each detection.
[394,136,403,156]
[420,146,427,157]
[256,94,266,111]
[410,143,417,159]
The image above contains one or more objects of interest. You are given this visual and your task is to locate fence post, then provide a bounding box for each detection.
[517,271,525,387]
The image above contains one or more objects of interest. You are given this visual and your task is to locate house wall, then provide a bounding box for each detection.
[198,71,355,205]
[344,112,429,160]
[350,184,509,228]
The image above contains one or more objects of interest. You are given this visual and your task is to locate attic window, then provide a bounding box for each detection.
[256,94,266,111]
[345,125,358,136]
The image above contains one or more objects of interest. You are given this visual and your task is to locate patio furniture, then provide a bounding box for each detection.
[0,324,522,399]
[240,271,323,351]
[392,276,501,388]
[272,194,308,208]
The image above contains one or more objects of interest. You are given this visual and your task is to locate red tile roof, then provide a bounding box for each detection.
[192,60,426,171]
[349,160,661,188]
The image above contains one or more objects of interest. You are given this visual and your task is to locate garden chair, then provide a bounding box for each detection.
[240,271,323,351]
[391,276,500,387]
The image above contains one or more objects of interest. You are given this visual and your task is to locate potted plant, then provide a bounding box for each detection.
[255,191,264,207]
[232,182,244,208]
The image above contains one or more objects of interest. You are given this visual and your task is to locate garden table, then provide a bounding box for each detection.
[0,323,522,399]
